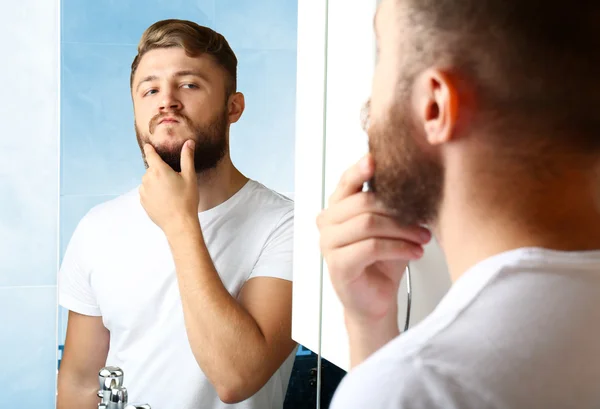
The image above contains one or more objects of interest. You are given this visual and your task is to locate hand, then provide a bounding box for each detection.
[139,140,199,235]
[317,154,432,328]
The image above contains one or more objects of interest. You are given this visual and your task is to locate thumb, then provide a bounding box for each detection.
[180,139,196,179]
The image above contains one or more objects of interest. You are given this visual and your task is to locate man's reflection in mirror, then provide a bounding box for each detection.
[57,20,297,409]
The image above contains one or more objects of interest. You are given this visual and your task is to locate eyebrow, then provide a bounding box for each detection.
[135,70,209,93]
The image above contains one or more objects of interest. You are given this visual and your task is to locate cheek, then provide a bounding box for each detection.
[133,99,154,120]
[371,62,398,119]
[134,109,153,130]
[189,98,219,118]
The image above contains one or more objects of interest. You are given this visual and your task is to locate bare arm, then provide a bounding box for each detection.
[57,311,110,409]
[166,220,297,404]
[138,143,296,403]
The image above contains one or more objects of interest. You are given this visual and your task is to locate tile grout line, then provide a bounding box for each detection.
[60,193,120,197]
[56,0,63,397]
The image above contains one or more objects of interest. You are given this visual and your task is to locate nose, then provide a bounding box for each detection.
[159,90,182,112]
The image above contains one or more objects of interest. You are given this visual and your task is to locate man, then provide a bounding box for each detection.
[318,0,600,407]
[57,20,297,409]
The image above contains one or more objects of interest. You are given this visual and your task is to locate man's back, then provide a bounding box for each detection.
[59,180,296,408]
[330,248,600,409]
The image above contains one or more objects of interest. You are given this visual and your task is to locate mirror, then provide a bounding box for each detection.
[56,1,322,408]
[291,0,453,406]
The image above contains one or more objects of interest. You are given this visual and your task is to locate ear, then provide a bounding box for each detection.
[227,92,245,124]
[413,70,459,146]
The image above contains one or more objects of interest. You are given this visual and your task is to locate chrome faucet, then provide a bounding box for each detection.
[97,366,151,409]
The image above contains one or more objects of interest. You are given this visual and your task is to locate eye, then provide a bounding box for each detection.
[143,89,158,97]
[181,83,199,89]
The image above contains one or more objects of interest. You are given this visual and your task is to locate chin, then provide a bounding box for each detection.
[152,133,189,146]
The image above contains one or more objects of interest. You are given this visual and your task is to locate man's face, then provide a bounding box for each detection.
[367,0,444,226]
[132,47,229,173]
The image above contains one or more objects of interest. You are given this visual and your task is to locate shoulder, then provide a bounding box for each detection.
[331,355,493,409]
[244,180,294,209]
[74,187,142,236]
[239,180,294,222]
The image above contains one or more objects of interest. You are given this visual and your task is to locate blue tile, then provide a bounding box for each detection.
[61,42,146,196]
[214,0,297,51]
[2,0,60,288]
[231,49,296,194]
[62,0,214,44]
[0,155,58,287]
[0,287,57,408]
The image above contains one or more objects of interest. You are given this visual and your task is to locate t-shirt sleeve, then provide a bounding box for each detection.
[330,357,494,409]
[58,214,102,316]
[248,207,294,281]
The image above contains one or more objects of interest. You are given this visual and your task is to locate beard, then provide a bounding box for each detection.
[367,98,444,227]
[135,107,228,173]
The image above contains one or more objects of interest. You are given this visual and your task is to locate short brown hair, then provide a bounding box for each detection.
[131,19,238,95]
[401,0,600,153]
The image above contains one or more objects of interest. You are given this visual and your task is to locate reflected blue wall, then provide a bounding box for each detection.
[58,0,298,361]
[1,0,298,406]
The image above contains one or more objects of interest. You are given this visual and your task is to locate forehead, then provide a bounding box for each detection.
[134,48,220,80]
[375,0,399,33]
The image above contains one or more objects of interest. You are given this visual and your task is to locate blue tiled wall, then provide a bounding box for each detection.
[58,0,298,359]
[1,1,60,407]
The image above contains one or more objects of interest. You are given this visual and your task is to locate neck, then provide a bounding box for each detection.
[195,153,248,213]
[437,153,600,282]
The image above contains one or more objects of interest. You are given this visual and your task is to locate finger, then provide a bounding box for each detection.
[180,140,196,179]
[143,144,165,169]
[326,238,423,282]
[318,192,392,227]
[328,154,374,205]
[320,214,431,250]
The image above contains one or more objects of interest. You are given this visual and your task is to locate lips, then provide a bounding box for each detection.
[148,114,187,134]
[159,117,179,125]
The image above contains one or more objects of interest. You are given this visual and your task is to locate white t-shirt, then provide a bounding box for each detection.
[330,248,600,409]
[59,180,297,409]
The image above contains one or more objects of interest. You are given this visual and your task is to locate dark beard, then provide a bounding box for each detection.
[136,108,228,173]
[368,103,444,226]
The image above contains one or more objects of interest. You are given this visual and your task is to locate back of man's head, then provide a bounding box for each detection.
[401,0,600,154]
